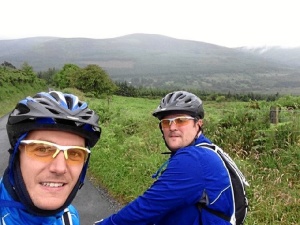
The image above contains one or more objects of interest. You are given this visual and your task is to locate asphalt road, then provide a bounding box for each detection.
[0,114,121,224]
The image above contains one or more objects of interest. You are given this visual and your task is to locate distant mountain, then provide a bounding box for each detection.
[239,46,300,68]
[1,34,300,94]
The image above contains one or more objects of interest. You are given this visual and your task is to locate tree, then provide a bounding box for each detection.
[53,64,80,89]
[37,67,58,85]
[74,64,118,97]
[115,81,138,97]
[1,61,16,69]
[21,62,36,81]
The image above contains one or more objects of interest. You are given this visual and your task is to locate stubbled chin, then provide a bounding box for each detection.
[33,196,66,210]
[166,140,181,150]
[30,188,68,210]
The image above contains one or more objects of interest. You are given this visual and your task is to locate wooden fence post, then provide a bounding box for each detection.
[270,106,279,124]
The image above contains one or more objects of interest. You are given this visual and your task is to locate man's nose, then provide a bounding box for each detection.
[169,120,178,130]
[49,151,68,174]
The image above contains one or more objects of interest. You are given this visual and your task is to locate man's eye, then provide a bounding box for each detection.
[33,146,54,156]
[36,147,50,152]
[68,149,85,161]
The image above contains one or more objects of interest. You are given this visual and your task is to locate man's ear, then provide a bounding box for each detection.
[197,119,203,127]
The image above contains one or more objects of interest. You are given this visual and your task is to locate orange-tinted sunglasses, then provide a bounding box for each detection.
[20,140,90,165]
[160,116,195,128]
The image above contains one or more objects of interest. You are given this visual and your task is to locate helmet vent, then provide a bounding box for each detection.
[82,116,92,120]
[17,104,30,114]
[47,108,61,115]
[38,99,52,106]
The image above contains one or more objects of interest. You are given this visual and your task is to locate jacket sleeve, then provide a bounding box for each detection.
[97,148,207,225]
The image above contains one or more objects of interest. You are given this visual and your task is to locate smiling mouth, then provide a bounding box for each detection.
[41,182,65,187]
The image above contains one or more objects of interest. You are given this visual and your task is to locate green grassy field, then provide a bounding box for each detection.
[1,92,299,225]
[87,95,299,225]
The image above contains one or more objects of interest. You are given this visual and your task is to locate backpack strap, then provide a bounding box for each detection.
[198,204,231,222]
[198,143,249,186]
[62,207,73,225]
[196,143,232,223]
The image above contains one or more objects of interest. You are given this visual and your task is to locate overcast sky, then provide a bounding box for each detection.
[1,0,299,48]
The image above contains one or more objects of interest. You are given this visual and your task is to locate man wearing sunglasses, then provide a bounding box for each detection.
[95,91,233,225]
[0,91,101,224]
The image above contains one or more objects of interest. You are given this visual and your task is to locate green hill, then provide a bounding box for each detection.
[1,34,300,94]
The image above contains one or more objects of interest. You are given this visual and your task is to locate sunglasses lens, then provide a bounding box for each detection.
[23,142,88,165]
[175,117,189,125]
[160,117,194,128]
[161,120,170,128]
[68,148,88,162]
[25,143,56,160]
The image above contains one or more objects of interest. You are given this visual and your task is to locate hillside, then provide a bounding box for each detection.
[1,34,300,94]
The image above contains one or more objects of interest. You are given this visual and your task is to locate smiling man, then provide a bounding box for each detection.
[95,91,234,225]
[0,91,101,224]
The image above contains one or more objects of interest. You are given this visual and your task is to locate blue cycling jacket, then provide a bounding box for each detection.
[0,179,80,225]
[96,134,234,225]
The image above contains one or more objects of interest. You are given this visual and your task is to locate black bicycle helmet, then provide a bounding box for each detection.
[7,91,101,148]
[152,91,204,119]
